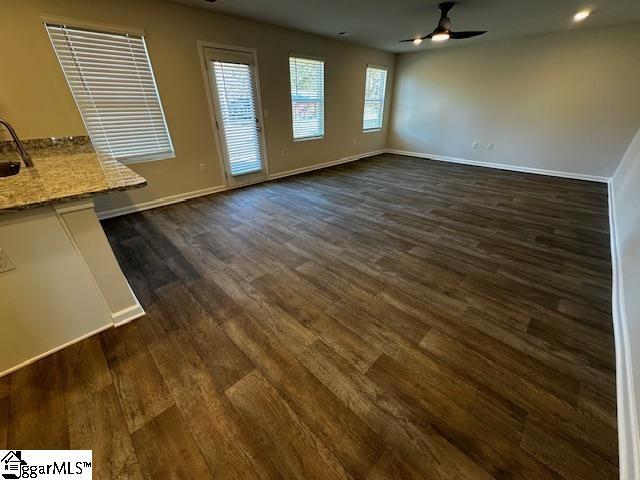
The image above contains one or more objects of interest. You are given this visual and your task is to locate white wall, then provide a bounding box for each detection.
[388,22,640,178]
[0,207,113,375]
[611,126,640,479]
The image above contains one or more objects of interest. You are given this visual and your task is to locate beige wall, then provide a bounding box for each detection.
[611,127,640,477]
[1,0,394,213]
[388,22,640,178]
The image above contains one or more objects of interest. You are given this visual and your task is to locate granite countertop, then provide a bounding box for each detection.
[0,136,147,214]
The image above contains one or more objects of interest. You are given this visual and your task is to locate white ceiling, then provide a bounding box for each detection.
[172,0,640,52]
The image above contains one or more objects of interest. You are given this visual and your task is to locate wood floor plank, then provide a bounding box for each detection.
[187,320,255,392]
[0,396,8,450]
[419,329,618,463]
[67,386,144,480]
[578,382,617,428]
[419,328,579,415]
[0,377,9,399]
[149,331,272,479]
[145,281,212,337]
[521,417,618,480]
[366,446,432,480]
[527,315,615,371]
[455,306,614,394]
[107,348,174,433]
[116,235,178,291]
[251,271,382,373]
[367,353,560,480]
[99,315,162,365]
[423,308,583,407]
[7,355,69,449]
[183,275,244,323]
[59,335,112,406]
[226,369,352,480]
[300,339,494,480]
[131,406,212,479]
[224,311,385,479]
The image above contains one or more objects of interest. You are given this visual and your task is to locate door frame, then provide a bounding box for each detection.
[197,40,270,188]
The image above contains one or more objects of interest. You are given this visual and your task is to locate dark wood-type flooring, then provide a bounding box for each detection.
[0,154,617,479]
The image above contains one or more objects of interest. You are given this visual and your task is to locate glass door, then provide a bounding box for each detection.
[204,47,267,187]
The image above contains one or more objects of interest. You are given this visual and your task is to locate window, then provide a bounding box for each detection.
[289,56,324,140]
[363,66,388,131]
[45,22,174,163]
[211,59,264,176]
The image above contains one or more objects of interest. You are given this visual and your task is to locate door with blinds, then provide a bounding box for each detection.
[204,47,267,188]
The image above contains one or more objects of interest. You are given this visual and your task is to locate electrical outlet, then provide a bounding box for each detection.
[199,163,207,173]
[354,137,358,145]
[281,150,286,159]
[487,143,494,151]
[0,249,16,273]
[472,141,479,149]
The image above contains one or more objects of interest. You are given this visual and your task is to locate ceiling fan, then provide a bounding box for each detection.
[400,1,487,44]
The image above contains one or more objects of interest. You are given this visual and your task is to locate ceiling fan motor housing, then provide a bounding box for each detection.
[438,17,452,32]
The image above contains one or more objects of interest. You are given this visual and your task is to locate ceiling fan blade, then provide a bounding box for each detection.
[449,30,487,39]
[399,33,431,42]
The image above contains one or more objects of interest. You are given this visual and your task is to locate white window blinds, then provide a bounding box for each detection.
[363,66,387,131]
[212,61,263,176]
[45,23,174,163]
[289,56,324,140]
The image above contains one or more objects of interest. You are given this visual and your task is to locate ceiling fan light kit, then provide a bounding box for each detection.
[573,9,592,22]
[399,1,487,45]
[432,32,450,42]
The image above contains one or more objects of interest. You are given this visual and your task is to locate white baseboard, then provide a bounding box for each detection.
[385,149,610,183]
[0,301,146,377]
[0,304,145,377]
[112,303,146,327]
[97,184,228,220]
[608,181,640,480]
[0,323,113,378]
[268,149,385,180]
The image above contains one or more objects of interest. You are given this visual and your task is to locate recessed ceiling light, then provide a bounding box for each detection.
[413,37,423,45]
[573,9,591,22]
[432,32,450,42]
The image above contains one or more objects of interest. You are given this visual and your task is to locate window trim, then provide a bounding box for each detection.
[120,150,175,165]
[41,15,144,38]
[289,52,325,63]
[43,16,175,164]
[288,53,326,141]
[363,64,388,133]
[293,135,325,143]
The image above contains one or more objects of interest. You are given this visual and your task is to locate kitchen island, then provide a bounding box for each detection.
[0,137,147,375]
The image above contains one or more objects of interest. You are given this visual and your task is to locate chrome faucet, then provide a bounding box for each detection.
[0,118,33,167]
